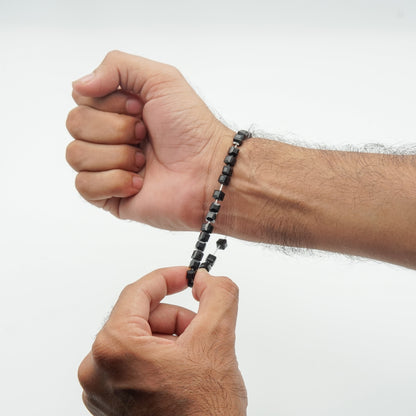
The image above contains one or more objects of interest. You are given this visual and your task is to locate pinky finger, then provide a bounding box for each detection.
[75,170,143,202]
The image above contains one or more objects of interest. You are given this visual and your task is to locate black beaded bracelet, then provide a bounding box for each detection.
[186,130,252,287]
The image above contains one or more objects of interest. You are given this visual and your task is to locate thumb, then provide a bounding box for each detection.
[72,50,170,99]
[189,269,239,343]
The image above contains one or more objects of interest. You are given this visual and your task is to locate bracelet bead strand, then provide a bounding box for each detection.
[186,130,252,287]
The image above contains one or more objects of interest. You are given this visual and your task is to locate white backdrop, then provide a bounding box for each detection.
[1,1,416,415]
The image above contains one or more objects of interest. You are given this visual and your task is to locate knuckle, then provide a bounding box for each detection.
[216,277,239,301]
[105,49,123,63]
[65,141,84,170]
[91,328,124,370]
[74,172,89,195]
[66,106,87,138]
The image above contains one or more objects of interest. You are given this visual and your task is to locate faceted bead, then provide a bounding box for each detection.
[216,238,228,250]
[224,155,237,166]
[209,202,221,213]
[228,146,240,156]
[186,269,196,287]
[199,231,210,242]
[189,259,200,270]
[206,254,217,266]
[201,222,214,233]
[199,262,212,272]
[213,189,225,201]
[222,165,233,176]
[237,129,251,139]
[233,134,244,145]
[218,174,231,185]
[206,211,217,222]
[192,250,204,261]
[195,240,206,251]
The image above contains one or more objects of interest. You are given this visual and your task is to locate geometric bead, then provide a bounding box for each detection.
[201,222,214,233]
[222,165,233,176]
[192,250,204,261]
[199,262,212,272]
[206,254,217,266]
[224,155,237,166]
[218,174,231,185]
[213,190,225,201]
[233,133,245,145]
[186,269,196,287]
[237,130,251,139]
[206,211,217,222]
[216,238,228,250]
[189,259,200,270]
[209,202,221,213]
[228,146,240,156]
[199,231,211,242]
[195,240,206,251]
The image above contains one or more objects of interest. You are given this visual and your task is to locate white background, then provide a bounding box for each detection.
[1,1,416,415]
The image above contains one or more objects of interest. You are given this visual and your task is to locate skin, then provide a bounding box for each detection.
[78,267,246,416]
[67,51,416,269]
[67,50,416,415]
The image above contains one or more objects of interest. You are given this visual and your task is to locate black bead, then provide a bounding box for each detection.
[216,238,228,250]
[206,211,217,222]
[218,174,231,185]
[233,134,244,145]
[201,222,214,233]
[224,155,237,166]
[209,202,221,213]
[228,146,240,156]
[199,231,210,242]
[213,189,225,201]
[195,240,206,251]
[189,259,200,270]
[186,269,196,287]
[206,254,217,266]
[192,250,204,261]
[222,165,233,176]
[237,130,251,139]
[199,262,212,272]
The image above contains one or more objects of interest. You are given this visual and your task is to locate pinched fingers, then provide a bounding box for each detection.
[66,105,146,145]
[66,141,145,173]
[72,89,144,116]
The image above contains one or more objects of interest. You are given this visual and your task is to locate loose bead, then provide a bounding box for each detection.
[216,238,228,250]
[218,174,231,185]
[199,262,212,272]
[206,254,217,266]
[201,222,214,233]
[213,190,225,201]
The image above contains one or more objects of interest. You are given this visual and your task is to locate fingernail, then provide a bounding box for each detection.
[135,122,146,140]
[126,97,141,114]
[132,175,142,189]
[73,72,95,85]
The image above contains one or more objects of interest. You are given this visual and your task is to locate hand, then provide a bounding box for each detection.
[66,51,233,231]
[78,267,247,416]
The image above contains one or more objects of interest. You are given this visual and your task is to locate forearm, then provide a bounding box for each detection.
[213,136,416,269]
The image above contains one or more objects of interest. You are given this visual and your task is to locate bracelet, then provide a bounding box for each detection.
[186,129,252,287]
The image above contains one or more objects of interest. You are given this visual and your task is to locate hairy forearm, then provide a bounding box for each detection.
[213,136,416,269]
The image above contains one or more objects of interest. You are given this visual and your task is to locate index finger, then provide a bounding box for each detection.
[107,266,188,335]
